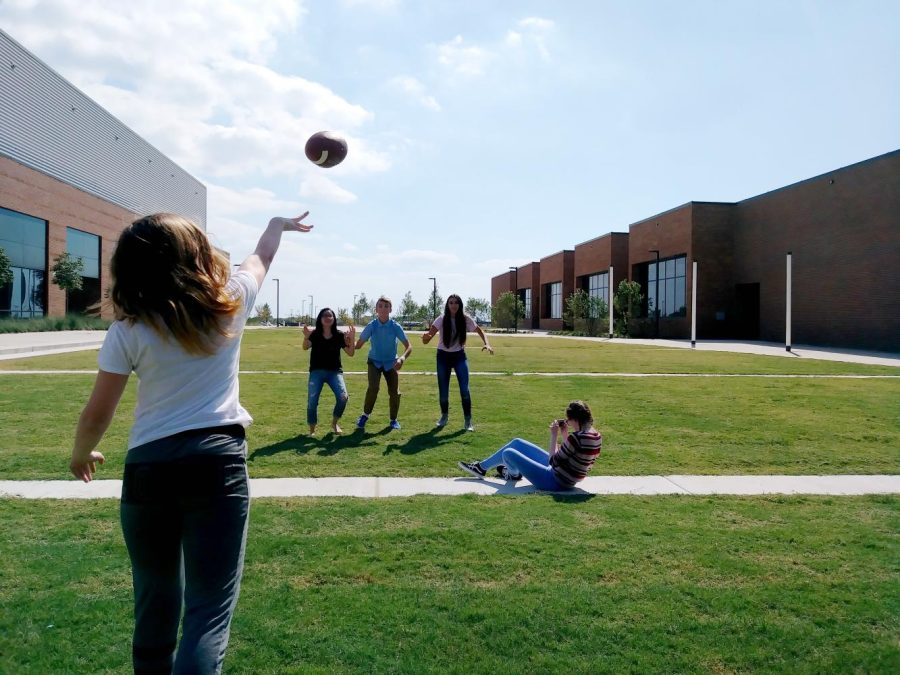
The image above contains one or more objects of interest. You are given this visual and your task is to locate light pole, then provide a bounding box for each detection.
[301,299,306,322]
[508,266,518,333]
[309,294,314,321]
[273,278,280,327]
[649,250,660,338]
[428,277,437,321]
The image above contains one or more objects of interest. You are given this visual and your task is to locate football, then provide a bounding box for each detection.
[304,131,348,168]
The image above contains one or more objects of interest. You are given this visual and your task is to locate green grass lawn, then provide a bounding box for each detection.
[1,496,897,674]
[1,333,898,479]
[2,333,898,673]
[2,332,898,374]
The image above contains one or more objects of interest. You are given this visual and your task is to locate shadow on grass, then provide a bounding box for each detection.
[248,425,395,460]
[454,476,597,501]
[383,427,467,456]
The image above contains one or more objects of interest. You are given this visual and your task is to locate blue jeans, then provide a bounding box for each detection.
[436,350,472,417]
[307,369,349,425]
[480,438,568,491]
[120,434,249,675]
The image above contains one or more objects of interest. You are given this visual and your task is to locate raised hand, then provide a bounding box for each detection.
[271,212,313,233]
[302,324,313,338]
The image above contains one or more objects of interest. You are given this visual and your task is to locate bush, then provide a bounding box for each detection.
[0,315,111,333]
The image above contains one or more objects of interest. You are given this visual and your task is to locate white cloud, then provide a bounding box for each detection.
[340,0,400,10]
[435,16,556,78]
[436,35,493,77]
[518,17,555,31]
[388,76,441,111]
[0,0,386,193]
[299,174,358,204]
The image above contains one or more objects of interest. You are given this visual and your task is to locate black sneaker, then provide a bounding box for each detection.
[498,466,523,481]
[458,460,486,479]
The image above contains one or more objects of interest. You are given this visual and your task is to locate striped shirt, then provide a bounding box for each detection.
[550,429,602,486]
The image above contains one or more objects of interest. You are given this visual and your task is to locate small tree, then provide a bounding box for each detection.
[465,297,491,323]
[255,302,273,324]
[0,246,12,288]
[337,307,353,325]
[398,291,418,324]
[51,251,85,314]
[564,289,608,336]
[352,293,372,324]
[614,280,643,337]
[492,291,522,331]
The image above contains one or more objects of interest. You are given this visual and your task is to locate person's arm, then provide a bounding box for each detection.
[422,320,439,344]
[70,370,130,482]
[302,324,312,351]
[238,213,313,288]
[394,338,412,370]
[548,418,567,455]
[474,325,494,354]
[343,325,356,356]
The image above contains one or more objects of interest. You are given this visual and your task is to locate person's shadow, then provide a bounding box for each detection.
[383,427,467,456]
[249,430,368,460]
[454,476,597,501]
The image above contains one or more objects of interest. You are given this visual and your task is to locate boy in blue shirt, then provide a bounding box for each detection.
[354,296,412,430]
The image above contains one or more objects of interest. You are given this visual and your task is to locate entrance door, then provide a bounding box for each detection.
[734,283,760,340]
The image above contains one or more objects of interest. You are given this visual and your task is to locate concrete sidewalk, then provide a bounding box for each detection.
[3,475,898,499]
[0,330,106,359]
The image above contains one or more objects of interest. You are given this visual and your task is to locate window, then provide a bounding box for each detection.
[66,228,101,314]
[648,255,687,318]
[550,281,562,319]
[587,272,609,317]
[0,207,47,318]
[523,288,532,319]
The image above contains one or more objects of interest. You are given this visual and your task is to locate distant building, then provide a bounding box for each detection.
[0,28,206,319]
[493,150,900,352]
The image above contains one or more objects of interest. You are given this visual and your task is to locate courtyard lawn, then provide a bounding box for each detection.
[0,334,898,479]
[0,496,897,674]
[1,331,898,375]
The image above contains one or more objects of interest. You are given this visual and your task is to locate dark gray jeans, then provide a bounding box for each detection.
[120,427,249,675]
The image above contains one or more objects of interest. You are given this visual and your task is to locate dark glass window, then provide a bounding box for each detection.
[0,207,47,318]
[587,272,609,317]
[66,228,101,314]
[647,254,687,318]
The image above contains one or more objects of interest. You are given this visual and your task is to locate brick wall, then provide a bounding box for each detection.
[1,155,137,318]
[734,151,900,351]
[538,250,574,330]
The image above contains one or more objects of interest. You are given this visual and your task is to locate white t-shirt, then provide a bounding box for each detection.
[98,271,258,449]
[431,314,477,352]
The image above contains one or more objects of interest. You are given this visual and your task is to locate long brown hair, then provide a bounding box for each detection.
[441,294,467,348]
[110,213,241,355]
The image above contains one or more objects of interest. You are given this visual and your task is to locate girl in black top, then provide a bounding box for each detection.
[302,307,356,434]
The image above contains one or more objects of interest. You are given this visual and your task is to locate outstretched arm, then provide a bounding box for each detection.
[475,325,494,354]
[239,213,313,288]
[422,321,438,344]
[70,370,130,482]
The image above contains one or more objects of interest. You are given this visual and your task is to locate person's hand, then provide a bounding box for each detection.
[394,356,406,371]
[422,332,432,344]
[302,324,312,338]
[270,213,313,233]
[482,344,494,355]
[70,450,105,483]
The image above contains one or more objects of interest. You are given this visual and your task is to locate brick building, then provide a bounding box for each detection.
[492,150,900,352]
[0,29,206,320]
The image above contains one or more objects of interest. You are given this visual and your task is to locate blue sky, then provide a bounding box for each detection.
[2,0,898,319]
